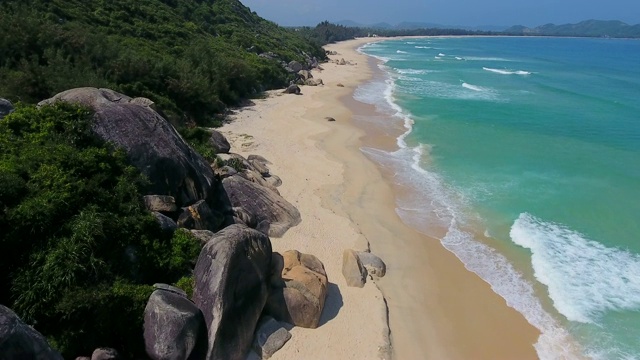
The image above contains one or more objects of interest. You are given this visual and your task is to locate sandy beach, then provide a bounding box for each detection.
[224,37,541,360]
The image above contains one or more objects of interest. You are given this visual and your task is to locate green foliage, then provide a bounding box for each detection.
[0,0,326,127]
[225,158,246,172]
[174,274,195,299]
[0,104,200,358]
[179,126,218,162]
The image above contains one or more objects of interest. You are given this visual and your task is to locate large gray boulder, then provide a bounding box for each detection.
[0,305,63,359]
[208,130,231,154]
[287,61,303,73]
[193,224,272,360]
[222,175,300,237]
[144,195,177,213]
[0,98,14,119]
[143,284,207,360]
[283,85,300,95]
[38,88,215,206]
[357,251,386,278]
[265,251,328,329]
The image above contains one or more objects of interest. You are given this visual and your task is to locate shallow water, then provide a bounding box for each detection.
[357,36,640,359]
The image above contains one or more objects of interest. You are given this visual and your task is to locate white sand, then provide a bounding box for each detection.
[225,38,540,360]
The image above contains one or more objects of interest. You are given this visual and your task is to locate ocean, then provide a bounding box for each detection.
[355,37,640,359]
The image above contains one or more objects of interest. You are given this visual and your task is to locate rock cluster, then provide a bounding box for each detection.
[27,88,337,360]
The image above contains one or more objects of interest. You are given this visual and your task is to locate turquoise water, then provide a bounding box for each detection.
[357,37,640,359]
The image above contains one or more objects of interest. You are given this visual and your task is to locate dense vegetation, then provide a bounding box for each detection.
[297,21,494,46]
[0,0,325,127]
[504,20,640,38]
[0,103,201,357]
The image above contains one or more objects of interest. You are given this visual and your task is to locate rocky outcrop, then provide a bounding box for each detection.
[0,305,63,359]
[222,175,300,237]
[265,175,282,188]
[297,70,312,81]
[143,284,207,360]
[193,224,272,360]
[153,212,178,234]
[252,317,291,359]
[144,195,177,213]
[342,249,366,287]
[0,98,14,119]
[287,61,303,73]
[189,230,215,245]
[283,85,301,95]
[177,200,224,231]
[357,251,386,278]
[304,79,323,86]
[208,130,231,154]
[265,251,328,329]
[38,88,215,207]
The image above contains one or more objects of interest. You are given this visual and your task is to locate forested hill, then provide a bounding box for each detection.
[504,20,640,38]
[0,0,325,127]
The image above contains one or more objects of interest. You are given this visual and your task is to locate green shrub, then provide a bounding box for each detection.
[0,103,201,358]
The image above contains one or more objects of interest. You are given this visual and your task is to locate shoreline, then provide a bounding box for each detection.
[223,37,540,359]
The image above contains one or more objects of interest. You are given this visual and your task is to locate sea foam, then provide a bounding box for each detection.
[510,213,640,324]
[483,67,531,75]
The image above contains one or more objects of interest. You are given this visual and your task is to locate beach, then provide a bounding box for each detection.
[224,38,540,360]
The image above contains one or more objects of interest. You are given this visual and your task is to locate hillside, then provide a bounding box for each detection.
[0,0,325,127]
[504,19,640,38]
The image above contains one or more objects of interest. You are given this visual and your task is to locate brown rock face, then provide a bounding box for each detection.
[265,250,328,329]
[342,249,366,287]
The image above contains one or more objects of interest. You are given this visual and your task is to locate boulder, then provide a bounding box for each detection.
[297,70,312,81]
[357,251,387,278]
[38,88,215,206]
[177,200,223,231]
[265,175,282,188]
[252,317,291,359]
[232,206,257,228]
[193,224,272,360]
[283,85,301,95]
[338,58,347,65]
[222,175,300,237]
[247,155,271,164]
[238,169,279,195]
[91,348,119,360]
[208,130,231,154]
[143,285,208,360]
[287,61,303,73]
[248,159,270,177]
[0,305,63,359]
[144,195,177,213]
[325,117,336,122]
[336,83,345,87]
[342,249,366,287]
[265,251,328,329]
[213,165,238,179]
[189,230,215,245]
[0,98,14,119]
[153,212,178,234]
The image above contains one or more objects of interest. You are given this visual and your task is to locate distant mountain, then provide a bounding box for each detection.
[336,20,507,31]
[504,19,640,38]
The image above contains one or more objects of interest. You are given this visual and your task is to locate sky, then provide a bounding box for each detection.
[239,0,640,27]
